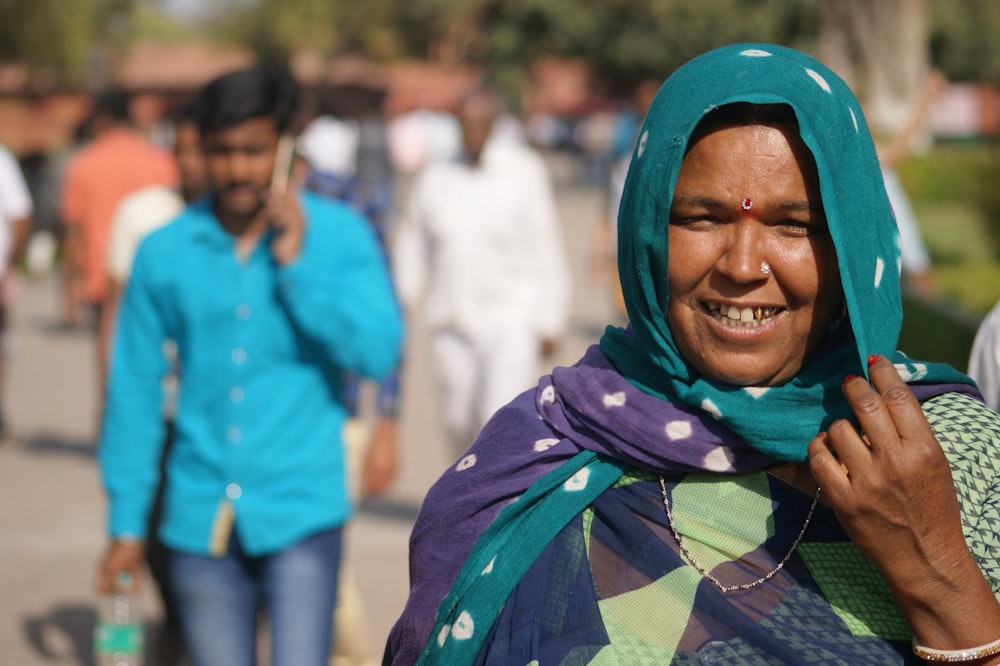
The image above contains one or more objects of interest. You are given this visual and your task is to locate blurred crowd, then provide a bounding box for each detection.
[2,53,999,666]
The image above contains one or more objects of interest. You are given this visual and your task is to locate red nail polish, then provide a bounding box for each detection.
[817,431,826,439]
[867,354,879,366]
[844,374,860,384]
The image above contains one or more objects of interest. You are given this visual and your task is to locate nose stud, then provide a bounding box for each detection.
[760,261,771,276]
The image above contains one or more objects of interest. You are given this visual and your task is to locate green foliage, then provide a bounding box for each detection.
[896,144,1000,317]
[899,144,1000,263]
[970,145,1000,259]
[930,0,1000,84]
[440,0,823,96]
[0,0,131,83]
[898,290,982,372]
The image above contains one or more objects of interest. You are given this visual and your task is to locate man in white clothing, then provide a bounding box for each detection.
[969,301,1000,412]
[0,144,33,438]
[394,87,571,457]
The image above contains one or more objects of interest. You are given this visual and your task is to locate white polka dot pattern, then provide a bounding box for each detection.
[740,49,772,57]
[534,438,560,452]
[805,68,831,93]
[702,447,737,471]
[456,454,477,471]
[874,257,884,288]
[701,399,722,419]
[564,467,591,492]
[744,386,770,398]
[637,130,649,158]
[452,611,474,640]
[665,420,693,441]
[603,391,626,408]
[895,363,928,382]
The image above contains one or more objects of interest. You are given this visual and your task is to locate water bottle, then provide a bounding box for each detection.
[94,572,144,666]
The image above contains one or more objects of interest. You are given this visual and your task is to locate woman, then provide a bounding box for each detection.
[386,44,1000,664]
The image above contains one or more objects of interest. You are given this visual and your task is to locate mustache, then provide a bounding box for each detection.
[221,182,263,194]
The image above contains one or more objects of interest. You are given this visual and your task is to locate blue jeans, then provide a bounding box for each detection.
[168,527,342,666]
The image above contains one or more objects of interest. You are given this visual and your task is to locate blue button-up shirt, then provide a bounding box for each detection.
[100,191,403,556]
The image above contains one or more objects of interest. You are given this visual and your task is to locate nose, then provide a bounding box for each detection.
[227,151,251,180]
[718,222,768,283]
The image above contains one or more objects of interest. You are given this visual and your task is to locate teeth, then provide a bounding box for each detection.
[709,302,779,326]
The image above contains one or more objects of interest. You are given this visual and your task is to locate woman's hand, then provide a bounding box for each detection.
[808,355,1000,656]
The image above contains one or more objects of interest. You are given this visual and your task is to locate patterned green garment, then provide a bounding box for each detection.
[423,393,1000,665]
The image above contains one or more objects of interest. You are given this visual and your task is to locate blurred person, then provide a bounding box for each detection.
[589,80,659,320]
[393,86,571,458]
[95,64,403,666]
[386,105,462,176]
[59,86,177,397]
[103,104,210,352]
[297,98,401,497]
[969,300,1000,411]
[102,103,210,666]
[297,96,401,666]
[0,143,34,439]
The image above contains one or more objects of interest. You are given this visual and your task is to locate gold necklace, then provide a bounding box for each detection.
[657,475,821,593]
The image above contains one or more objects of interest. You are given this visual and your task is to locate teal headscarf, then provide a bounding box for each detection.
[600,43,971,461]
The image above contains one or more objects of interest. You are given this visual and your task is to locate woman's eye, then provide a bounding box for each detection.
[670,215,719,230]
[777,219,820,236]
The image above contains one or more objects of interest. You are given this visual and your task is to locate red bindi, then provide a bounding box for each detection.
[740,198,754,212]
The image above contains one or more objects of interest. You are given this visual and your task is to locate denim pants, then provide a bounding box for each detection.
[168,527,343,666]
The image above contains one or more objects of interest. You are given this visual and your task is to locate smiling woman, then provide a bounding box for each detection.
[385,44,1000,665]
[666,109,841,388]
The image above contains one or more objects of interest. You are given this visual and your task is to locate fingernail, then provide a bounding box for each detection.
[817,431,826,439]
[867,354,879,366]
[843,374,860,384]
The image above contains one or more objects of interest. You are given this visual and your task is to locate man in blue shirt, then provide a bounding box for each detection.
[95,65,403,666]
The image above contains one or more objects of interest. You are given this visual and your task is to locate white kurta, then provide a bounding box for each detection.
[394,138,571,452]
[0,145,33,273]
[969,300,1000,411]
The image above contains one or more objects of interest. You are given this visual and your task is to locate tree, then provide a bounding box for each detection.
[0,0,138,87]
[929,0,1000,85]
[818,0,929,137]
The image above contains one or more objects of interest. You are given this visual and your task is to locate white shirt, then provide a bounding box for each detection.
[0,145,33,268]
[107,185,184,282]
[393,138,571,339]
[969,300,1000,411]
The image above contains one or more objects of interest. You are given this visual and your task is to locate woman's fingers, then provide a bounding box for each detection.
[867,355,938,446]
[807,432,850,497]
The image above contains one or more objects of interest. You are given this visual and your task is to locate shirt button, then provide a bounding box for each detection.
[229,386,244,403]
[236,304,251,320]
[227,427,242,443]
[226,483,242,500]
[231,348,247,364]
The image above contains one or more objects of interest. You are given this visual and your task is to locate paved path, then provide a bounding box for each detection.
[0,176,614,664]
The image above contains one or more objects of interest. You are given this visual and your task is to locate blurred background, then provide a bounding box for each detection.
[1,0,999,364]
[1,1,999,664]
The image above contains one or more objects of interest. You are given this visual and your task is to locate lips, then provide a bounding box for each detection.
[705,301,783,328]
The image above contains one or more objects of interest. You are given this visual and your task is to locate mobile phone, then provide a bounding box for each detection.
[270,134,296,195]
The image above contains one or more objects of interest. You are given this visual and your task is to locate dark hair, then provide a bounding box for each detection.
[688,102,799,150]
[93,87,132,124]
[196,64,299,135]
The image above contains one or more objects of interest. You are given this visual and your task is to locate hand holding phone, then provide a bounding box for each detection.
[267,135,305,264]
